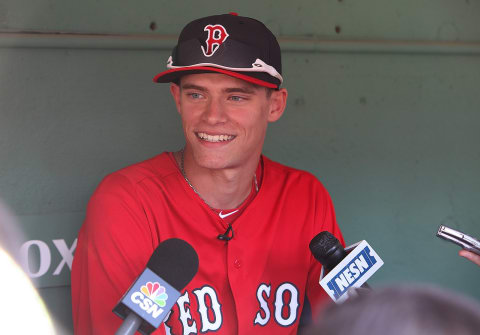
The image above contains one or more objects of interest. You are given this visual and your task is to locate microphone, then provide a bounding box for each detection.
[217,224,234,241]
[113,238,199,335]
[309,231,383,303]
[309,231,347,273]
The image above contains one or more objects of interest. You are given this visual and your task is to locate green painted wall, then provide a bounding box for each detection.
[1,1,480,333]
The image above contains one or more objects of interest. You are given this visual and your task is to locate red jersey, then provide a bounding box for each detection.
[71,152,344,334]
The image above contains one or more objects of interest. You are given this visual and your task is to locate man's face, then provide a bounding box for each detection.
[170,73,286,171]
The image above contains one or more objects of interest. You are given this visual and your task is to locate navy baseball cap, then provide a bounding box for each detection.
[153,13,283,89]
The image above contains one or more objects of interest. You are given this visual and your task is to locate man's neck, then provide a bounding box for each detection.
[174,150,259,210]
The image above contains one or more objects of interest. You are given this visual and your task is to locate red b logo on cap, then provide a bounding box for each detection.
[201,24,229,57]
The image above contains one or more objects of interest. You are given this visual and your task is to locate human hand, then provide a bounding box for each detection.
[459,250,480,267]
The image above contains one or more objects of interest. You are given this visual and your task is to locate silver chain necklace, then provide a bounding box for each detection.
[179,149,258,211]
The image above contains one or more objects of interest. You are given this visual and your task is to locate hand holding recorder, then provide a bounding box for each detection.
[436,225,480,267]
[459,250,480,267]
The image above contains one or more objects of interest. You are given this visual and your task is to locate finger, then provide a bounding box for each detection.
[459,250,480,266]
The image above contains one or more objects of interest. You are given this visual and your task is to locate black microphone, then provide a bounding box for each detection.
[309,231,347,273]
[217,224,234,241]
[309,231,371,289]
[113,238,199,335]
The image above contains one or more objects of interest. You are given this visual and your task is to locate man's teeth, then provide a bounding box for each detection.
[197,132,234,142]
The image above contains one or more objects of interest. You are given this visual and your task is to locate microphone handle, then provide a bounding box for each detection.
[347,285,371,298]
[115,312,143,335]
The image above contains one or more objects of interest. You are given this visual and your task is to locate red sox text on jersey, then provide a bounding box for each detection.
[165,282,300,334]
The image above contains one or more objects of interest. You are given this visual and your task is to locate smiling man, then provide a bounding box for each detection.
[72,13,344,335]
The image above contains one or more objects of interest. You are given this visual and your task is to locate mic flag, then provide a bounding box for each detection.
[113,238,199,334]
[310,232,383,303]
[320,240,383,303]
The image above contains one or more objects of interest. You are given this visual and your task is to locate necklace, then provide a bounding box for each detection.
[179,149,259,211]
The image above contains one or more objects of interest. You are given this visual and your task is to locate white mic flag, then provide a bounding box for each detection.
[319,240,383,303]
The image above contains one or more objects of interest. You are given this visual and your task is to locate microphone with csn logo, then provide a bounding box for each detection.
[113,238,199,335]
[309,231,384,303]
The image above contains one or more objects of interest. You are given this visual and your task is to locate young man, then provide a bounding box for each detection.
[71,13,344,334]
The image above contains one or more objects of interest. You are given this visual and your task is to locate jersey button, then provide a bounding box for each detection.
[234,259,242,269]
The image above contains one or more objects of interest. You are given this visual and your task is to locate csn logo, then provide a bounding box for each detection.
[130,281,169,318]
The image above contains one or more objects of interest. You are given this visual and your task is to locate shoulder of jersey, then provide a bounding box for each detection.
[102,152,177,186]
[263,155,320,182]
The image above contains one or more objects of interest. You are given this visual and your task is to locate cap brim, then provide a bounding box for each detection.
[153,66,279,89]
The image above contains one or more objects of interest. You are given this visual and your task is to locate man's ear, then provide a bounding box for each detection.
[267,88,288,123]
[170,83,181,113]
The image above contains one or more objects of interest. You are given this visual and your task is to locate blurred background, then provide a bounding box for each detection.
[1,0,479,333]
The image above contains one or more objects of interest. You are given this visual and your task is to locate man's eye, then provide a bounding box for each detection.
[188,93,203,99]
[230,96,244,102]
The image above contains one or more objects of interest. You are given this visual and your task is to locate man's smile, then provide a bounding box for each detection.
[196,132,236,143]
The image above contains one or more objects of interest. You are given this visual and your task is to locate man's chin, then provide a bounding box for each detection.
[195,159,233,171]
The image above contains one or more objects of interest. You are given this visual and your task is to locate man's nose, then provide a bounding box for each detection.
[202,97,227,124]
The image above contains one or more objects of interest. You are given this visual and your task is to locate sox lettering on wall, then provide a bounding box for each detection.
[19,238,77,280]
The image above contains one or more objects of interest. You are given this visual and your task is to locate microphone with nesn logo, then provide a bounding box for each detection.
[113,238,199,335]
[309,231,383,303]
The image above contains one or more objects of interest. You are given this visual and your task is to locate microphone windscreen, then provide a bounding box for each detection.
[146,238,199,291]
[309,231,347,271]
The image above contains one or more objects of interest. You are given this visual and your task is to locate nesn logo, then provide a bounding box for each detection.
[320,241,383,302]
[327,246,376,298]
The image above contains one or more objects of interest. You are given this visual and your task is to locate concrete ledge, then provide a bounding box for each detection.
[1,32,480,55]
